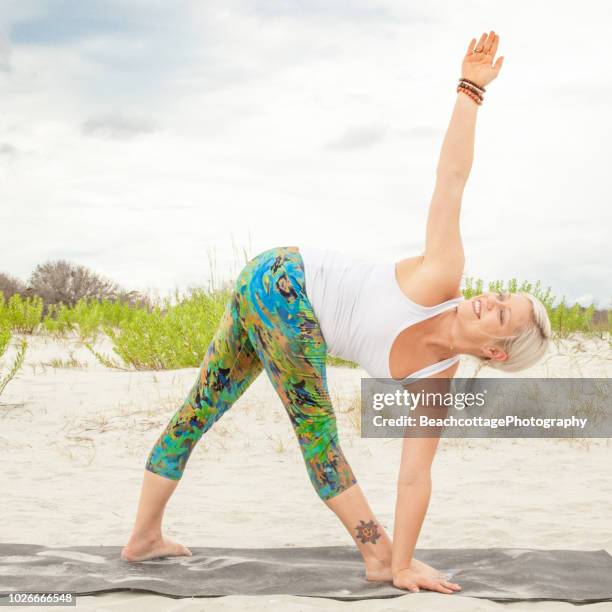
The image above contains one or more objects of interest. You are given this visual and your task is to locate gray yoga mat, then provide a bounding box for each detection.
[1,544,611,603]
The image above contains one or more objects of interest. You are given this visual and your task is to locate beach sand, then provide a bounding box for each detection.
[1,332,611,611]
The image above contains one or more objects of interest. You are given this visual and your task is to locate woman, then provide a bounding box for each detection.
[122,31,552,594]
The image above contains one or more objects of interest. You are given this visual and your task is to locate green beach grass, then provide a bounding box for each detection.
[1,259,610,372]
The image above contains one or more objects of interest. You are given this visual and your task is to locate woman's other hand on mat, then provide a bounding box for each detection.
[393,566,462,594]
[461,30,504,88]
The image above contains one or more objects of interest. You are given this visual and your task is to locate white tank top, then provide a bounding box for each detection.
[299,245,463,384]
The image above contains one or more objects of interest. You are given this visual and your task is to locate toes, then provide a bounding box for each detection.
[171,542,192,557]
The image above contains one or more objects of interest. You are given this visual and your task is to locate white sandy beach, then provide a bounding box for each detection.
[1,333,611,611]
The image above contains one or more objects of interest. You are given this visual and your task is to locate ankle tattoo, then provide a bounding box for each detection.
[355,519,381,545]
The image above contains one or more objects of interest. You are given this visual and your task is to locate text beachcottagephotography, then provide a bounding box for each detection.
[1,2,611,610]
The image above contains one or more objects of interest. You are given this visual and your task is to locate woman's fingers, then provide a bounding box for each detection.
[466,37,476,55]
[475,32,487,51]
[490,33,500,57]
[441,580,462,591]
[483,30,495,54]
[395,570,461,595]
[430,582,454,594]
[419,577,455,594]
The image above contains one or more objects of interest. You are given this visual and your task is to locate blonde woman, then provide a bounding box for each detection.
[122,30,552,595]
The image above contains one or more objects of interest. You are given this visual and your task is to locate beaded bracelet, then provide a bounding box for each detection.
[458,80,485,97]
[457,86,482,105]
[459,77,486,94]
[457,85,482,106]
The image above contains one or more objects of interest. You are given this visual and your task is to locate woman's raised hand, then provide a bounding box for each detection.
[462,30,504,88]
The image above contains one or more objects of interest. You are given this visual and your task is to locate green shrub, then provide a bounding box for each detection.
[0,293,43,334]
[95,288,231,370]
[41,302,76,338]
[42,297,142,341]
[0,322,9,358]
[0,322,27,397]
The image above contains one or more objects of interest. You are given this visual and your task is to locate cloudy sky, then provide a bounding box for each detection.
[1,0,610,306]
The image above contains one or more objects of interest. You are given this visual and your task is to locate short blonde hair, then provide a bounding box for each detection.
[481,292,552,373]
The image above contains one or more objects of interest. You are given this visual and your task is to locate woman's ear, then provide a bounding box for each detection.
[482,345,508,362]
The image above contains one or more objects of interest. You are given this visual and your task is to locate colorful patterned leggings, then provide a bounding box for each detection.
[145,246,357,500]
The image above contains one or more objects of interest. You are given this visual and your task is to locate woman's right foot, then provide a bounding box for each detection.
[121,535,192,562]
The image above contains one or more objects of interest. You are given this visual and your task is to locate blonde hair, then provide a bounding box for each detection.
[478,292,552,373]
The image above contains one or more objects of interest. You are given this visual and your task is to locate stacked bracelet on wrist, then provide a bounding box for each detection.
[457,78,486,106]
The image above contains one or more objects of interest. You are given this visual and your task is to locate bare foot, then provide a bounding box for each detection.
[121,535,193,562]
[365,558,393,582]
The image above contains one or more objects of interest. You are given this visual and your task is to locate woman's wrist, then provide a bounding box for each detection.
[457,78,484,106]
[392,565,417,581]
[455,89,480,111]
[392,558,413,574]
[460,76,487,92]
[457,87,482,106]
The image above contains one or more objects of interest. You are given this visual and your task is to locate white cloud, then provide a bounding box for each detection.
[324,124,388,150]
[81,111,161,140]
[1,0,611,305]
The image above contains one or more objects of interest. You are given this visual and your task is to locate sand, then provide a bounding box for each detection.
[0,332,611,611]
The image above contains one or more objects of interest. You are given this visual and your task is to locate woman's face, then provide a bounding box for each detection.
[456,292,533,359]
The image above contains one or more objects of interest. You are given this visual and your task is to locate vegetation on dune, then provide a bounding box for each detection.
[0,256,609,372]
[96,288,231,370]
[0,321,27,397]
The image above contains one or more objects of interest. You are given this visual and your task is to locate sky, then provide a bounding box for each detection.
[1,0,611,307]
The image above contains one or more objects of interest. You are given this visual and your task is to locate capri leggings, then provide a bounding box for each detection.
[145,246,357,500]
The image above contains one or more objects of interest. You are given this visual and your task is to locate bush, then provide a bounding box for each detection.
[549,298,596,338]
[0,273,26,301]
[115,290,154,311]
[0,322,27,397]
[0,322,9,358]
[0,292,44,334]
[42,297,142,341]
[28,259,122,309]
[463,277,555,310]
[95,288,232,370]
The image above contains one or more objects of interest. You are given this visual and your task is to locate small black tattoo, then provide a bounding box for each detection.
[355,520,381,544]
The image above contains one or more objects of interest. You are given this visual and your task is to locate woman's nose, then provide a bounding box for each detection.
[486,294,499,308]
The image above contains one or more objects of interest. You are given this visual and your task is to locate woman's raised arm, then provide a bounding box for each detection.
[436,31,503,178]
[422,32,503,278]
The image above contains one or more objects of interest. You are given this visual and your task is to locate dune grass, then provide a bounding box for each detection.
[1,260,609,371]
[0,321,27,397]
